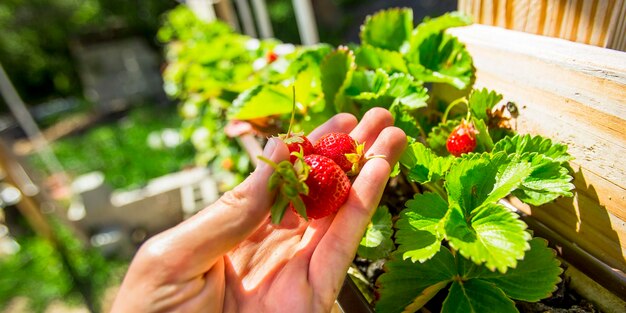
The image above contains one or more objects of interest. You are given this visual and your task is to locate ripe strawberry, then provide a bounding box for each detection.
[446,119,478,157]
[296,154,351,219]
[314,132,365,175]
[266,51,278,64]
[259,153,350,223]
[280,133,315,163]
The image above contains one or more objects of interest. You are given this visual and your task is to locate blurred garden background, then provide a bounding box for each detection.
[0,0,457,312]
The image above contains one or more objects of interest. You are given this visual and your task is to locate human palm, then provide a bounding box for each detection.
[111,108,406,312]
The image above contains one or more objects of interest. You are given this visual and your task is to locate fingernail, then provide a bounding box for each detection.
[262,138,278,158]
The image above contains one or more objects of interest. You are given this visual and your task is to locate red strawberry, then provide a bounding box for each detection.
[446,119,478,157]
[314,132,365,175]
[296,154,351,219]
[281,133,315,163]
[266,51,278,64]
[259,153,350,223]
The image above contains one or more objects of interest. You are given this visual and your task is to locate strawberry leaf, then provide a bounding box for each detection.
[355,45,408,72]
[229,85,294,120]
[442,279,518,313]
[427,119,459,155]
[400,142,454,184]
[376,247,456,313]
[472,117,495,152]
[445,153,499,213]
[345,69,389,98]
[410,11,472,49]
[513,154,575,206]
[360,8,413,52]
[390,104,422,139]
[479,238,563,302]
[386,73,429,109]
[406,32,474,90]
[321,47,356,114]
[445,203,531,273]
[493,134,573,164]
[396,193,448,262]
[469,88,503,121]
[493,135,575,205]
[358,205,394,260]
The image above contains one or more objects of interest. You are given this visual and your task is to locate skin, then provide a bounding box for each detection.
[111,108,407,313]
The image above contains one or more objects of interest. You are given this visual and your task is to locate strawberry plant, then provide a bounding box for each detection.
[161,5,577,312]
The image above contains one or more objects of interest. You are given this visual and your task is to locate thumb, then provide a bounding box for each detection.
[141,138,289,280]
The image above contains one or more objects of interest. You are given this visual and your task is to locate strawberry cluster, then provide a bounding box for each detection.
[262,132,366,223]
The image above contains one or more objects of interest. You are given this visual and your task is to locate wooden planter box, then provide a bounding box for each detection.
[448,24,625,305]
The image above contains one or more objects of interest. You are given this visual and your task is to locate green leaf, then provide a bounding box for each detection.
[472,117,495,152]
[390,104,422,139]
[400,142,454,184]
[345,69,389,97]
[360,8,413,51]
[484,153,534,204]
[468,88,503,121]
[442,279,518,313]
[513,154,575,206]
[406,32,474,89]
[482,238,563,301]
[493,134,575,205]
[427,119,459,155]
[355,45,408,72]
[358,205,394,260]
[229,85,293,120]
[321,47,356,113]
[493,134,573,164]
[396,193,448,262]
[445,203,531,273]
[376,248,456,313]
[386,73,429,109]
[445,153,500,213]
[410,12,472,49]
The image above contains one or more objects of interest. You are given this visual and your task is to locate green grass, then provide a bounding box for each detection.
[29,104,196,190]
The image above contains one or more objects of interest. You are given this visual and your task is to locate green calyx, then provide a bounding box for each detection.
[258,149,311,224]
[346,141,386,176]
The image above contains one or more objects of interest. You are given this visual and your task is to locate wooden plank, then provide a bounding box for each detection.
[574,0,595,44]
[606,0,625,48]
[524,0,543,34]
[544,0,566,37]
[510,197,626,273]
[448,24,626,272]
[512,0,530,31]
[589,0,612,46]
[481,0,496,25]
[495,0,508,27]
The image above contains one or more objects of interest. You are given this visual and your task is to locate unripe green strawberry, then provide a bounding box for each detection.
[446,119,478,157]
[314,132,365,175]
[296,154,351,219]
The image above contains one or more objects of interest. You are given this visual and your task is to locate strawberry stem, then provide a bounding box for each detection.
[442,97,469,123]
[286,85,296,137]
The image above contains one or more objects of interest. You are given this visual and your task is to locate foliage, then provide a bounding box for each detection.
[0,0,176,108]
[29,104,195,190]
[0,218,126,312]
[160,6,576,312]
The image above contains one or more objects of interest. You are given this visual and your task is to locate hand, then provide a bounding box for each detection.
[111,108,407,312]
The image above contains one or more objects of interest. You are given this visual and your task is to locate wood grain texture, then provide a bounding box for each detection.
[448,24,626,272]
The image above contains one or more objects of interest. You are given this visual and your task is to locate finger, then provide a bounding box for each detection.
[138,138,290,281]
[349,107,393,151]
[307,113,358,143]
[310,127,406,295]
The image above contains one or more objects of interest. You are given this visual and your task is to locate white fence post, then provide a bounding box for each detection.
[292,0,319,45]
[251,0,274,38]
[187,0,217,22]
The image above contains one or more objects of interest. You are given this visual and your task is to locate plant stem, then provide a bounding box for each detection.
[424,181,447,199]
[442,97,469,123]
